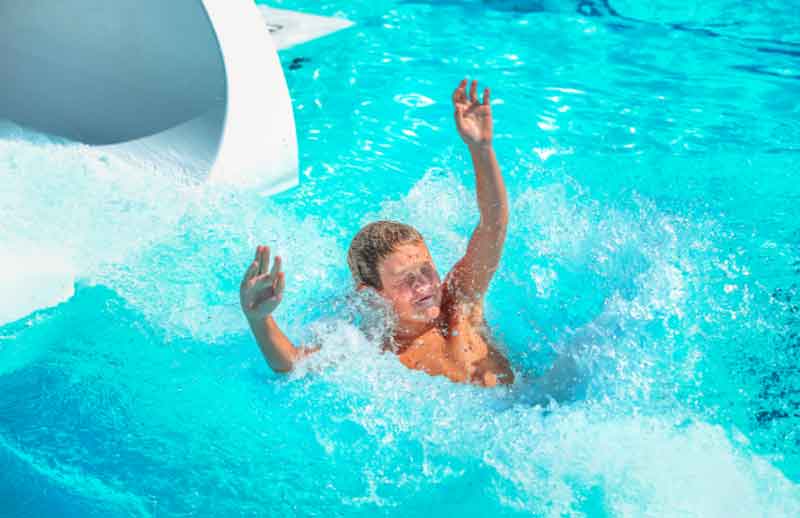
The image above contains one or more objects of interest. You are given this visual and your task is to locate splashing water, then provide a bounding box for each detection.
[2,119,798,516]
[3,0,800,515]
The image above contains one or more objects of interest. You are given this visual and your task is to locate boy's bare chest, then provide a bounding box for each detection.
[396,320,490,376]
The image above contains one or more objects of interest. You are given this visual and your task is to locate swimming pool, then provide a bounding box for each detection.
[2,0,800,515]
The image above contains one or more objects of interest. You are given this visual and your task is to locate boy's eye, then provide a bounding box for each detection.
[392,275,411,289]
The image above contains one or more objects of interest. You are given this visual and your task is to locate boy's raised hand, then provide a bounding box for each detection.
[452,79,493,147]
[240,245,285,320]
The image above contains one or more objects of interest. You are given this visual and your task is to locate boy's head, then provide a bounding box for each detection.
[348,221,442,324]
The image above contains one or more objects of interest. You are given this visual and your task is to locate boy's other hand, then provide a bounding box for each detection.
[452,79,493,148]
[240,245,285,321]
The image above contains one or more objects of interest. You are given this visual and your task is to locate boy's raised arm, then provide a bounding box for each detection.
[446,79,509,304]
[240,246,317,372]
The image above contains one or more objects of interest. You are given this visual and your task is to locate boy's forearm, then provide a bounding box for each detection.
[246,315,302,373]
[447,143,509,300]
[468,144,508,231]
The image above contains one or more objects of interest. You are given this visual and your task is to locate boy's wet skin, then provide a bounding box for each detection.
[376,242,514,387]
[241,78,517,388]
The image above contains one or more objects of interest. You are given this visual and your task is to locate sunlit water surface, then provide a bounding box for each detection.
[2,0,800,516]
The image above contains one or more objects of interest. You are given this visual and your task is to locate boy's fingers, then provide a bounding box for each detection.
[258,246,270,275]
[244,260,258,281]
[452,79,467,105]
[469,80,477,103]
[274,272,286,297]
[483,87,490,106]
[269,255,282,282]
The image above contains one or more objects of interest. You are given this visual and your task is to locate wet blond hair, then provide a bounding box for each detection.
[347,220,424,290]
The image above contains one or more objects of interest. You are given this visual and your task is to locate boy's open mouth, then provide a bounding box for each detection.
[414,293,436,307]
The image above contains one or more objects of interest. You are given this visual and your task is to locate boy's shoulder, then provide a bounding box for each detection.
[440,273,486,326]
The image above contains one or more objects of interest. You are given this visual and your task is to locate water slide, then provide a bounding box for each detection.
[0,1,351,325]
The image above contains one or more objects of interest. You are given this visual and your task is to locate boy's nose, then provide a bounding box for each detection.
[411,274,428,291]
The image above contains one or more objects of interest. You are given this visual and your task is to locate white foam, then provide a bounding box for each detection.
[0,126,193,327]
[0,247,74,325]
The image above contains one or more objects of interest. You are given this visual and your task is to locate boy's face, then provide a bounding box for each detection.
[375,241,442,325]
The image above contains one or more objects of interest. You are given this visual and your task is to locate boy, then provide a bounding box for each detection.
[240,79,514,387]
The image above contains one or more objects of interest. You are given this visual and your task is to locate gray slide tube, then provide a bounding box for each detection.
[0,0,298,190]
[0,0,301,326]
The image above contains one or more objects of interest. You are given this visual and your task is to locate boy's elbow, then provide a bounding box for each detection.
[269,363,294,374]
[497,212,509,232]
[498,203,509,226]
[266,354,296,373]
[480,204,509,227]
[478,215,508,240]
[268,346,318,374]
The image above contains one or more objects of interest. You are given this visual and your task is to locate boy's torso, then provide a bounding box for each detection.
[394,301,514,387]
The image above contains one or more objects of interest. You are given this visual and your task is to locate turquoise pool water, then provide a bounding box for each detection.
[2,0,800,515]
